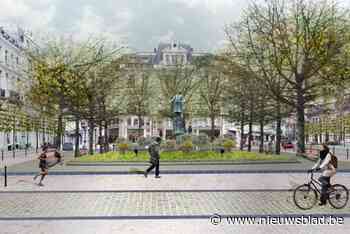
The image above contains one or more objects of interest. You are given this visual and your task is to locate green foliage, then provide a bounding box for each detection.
[118,143,129,153]
[74,150,291,162]
[222,139,236,151]
[180,140,194,153]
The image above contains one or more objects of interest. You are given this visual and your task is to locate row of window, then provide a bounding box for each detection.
[163,54,186,65]
[0,44,20,67]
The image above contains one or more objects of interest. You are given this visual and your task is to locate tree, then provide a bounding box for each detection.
[124,67,153,139]
[27,36,124,156]
[225,0,350,154]
[156,57,207,134]
[196,55,228,142]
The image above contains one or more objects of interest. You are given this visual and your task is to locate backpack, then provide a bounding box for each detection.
[330,153,338,169]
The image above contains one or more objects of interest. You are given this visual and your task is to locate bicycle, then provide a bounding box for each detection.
[293,170,349,210]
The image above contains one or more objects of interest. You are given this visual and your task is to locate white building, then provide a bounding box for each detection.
[0,26,52,151]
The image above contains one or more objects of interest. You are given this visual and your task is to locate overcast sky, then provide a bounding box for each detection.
[0,0,248,52]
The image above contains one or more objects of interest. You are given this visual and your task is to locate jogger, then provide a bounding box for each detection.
[33,146,49,186]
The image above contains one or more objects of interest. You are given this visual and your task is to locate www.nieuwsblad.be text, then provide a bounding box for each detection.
[210,214,344,226]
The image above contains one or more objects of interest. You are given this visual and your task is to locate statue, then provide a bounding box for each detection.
[170,93,185,143]
[171,93,185,113]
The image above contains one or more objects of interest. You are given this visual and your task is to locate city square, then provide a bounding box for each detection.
[1,0,350,233]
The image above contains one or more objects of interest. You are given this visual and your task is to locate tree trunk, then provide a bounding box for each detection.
[259,120,264,153]
[12,116,16,157]
[36,128,39,153]
[275,101,282,155]
[42,119,46,144]
[210,114,215,142]
[248,118,252,152]
[138,115,143,139]
[276,117,282,155]
[240,119,244,150]
[99,121,103,154]
[104,120,109,153]
[88,118,94,155]
[55,113,63,150]
[296,75,306,155]
[74,118,80,158]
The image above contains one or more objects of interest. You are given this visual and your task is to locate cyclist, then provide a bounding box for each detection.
[308,143,336,206]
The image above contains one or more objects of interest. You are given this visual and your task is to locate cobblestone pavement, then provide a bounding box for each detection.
[0,173,349,234]
[0,159,318,174]
[0,219,349,234]
[1,173,350,191]
[0,190,349,218]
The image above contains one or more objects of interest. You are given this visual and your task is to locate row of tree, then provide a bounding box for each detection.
[224,0,350,154]
[24,0,350,157]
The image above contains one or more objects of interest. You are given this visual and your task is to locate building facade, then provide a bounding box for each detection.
[108,41,239,142]
[0,26,53,152]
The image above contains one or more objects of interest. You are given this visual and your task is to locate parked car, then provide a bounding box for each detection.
[282,142,294,149]
[62,142,74,151]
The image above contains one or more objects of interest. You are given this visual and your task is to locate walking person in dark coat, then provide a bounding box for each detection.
[144,137,162,178]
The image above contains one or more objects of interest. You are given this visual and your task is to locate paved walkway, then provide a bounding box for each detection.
[0,150,38,167]
[0,190,349,218]
[1,173,350,191]
[1,152,349,234]
[5,160,350,175]
[0,173,349,234]
[1,219,349,234]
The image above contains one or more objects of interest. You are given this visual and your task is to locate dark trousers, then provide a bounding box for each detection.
[146,160,159,176]
[319,176,331,204]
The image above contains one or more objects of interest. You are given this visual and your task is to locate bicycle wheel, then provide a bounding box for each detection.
[293,184,318,210]
[328,184,349,209]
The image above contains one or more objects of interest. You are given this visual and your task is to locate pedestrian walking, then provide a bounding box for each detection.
[144,137,162,178]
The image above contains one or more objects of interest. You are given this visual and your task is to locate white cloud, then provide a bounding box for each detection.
[0,0,55,30]
[0,0,250,51]
[154,30,176,43]
[72,5,127,45]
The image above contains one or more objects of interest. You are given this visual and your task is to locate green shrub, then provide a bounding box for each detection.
[178,134,192,144]
[222,139,236,151]
[180,140,193,153]
[118,143,129,153]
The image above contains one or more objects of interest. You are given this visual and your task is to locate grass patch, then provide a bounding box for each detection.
[74,150,291,162]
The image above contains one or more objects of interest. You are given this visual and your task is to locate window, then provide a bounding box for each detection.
[16,57,19,65]
[127,118,131,126]
[134,119,139,127]
[165,55,170,64]
[5,50,8,64]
